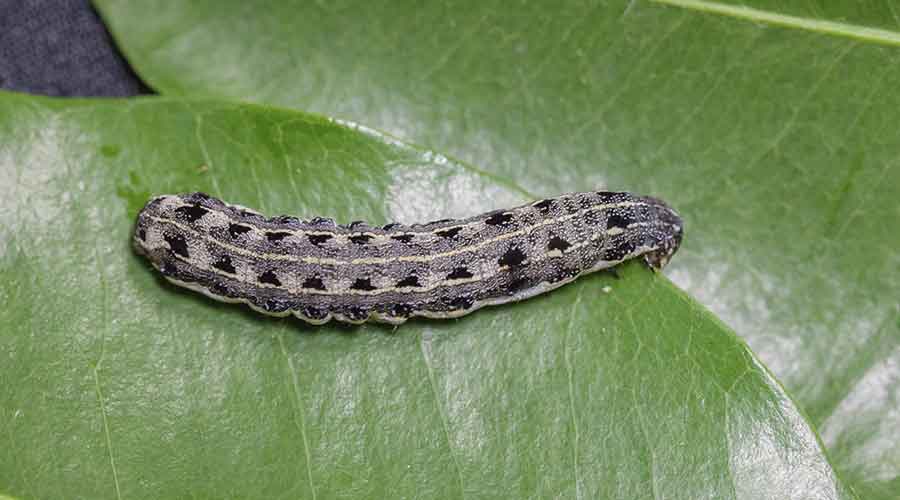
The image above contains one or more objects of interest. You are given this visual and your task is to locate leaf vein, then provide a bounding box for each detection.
[651,0,900,47]
[278,334,317,500]
[419,332,467,499]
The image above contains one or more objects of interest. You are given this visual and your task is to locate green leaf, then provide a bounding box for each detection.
[0,92,855,498]
[94,1,900,497]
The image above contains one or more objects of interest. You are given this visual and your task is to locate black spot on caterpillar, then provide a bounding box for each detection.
[348,234,373,245]
[228,223,252,239]
[395,275,421,288]
[390,234,415,243]
[133,191,683,325]
[162,233,189,258]
[484,212,514,226]
[258,270,282,287]
[435,227,462,239]
[265,231,292,243]
[302,277,326,291]
[447,267,474,280]
[350,278,377,291]
[547,236,572,252]
[307,234,332,246]
[174,203,210,223]
[498,247,527,268]
[213,255,237,274]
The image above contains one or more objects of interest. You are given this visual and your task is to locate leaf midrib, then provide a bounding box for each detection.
[651,0,900,47]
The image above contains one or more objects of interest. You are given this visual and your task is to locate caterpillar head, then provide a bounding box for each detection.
[640,196,683,270]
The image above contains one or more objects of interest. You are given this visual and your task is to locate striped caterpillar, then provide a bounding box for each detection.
[133,191,683,325]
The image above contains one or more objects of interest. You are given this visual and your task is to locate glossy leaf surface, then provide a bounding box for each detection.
[0,93,855,499]
[94,1,900,497]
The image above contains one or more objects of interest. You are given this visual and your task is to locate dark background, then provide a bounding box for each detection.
[0,0,148,97]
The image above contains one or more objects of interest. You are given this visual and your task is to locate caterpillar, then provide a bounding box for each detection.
[133,191,683,325]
